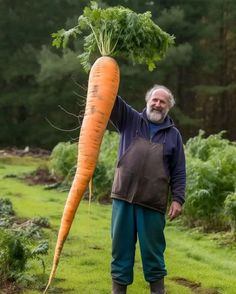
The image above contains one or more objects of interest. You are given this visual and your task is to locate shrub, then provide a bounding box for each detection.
[0,198,49,290]
[184,131,236,230]
[0,229,48,288]
[49,141,78,180]
[224,193,236,238]
[0,198,15,229]
[185,130,229,161]
[0,198,15,216]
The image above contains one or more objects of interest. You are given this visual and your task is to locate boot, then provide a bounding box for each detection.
[150,278,165,294]
[112,280,127,294]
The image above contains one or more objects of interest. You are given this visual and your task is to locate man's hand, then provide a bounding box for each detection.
[168,201,182,221]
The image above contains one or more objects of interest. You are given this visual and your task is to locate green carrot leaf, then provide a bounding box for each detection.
[52,1,175,72]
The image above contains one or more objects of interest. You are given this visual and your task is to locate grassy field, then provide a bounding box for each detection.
[0,156,236,294]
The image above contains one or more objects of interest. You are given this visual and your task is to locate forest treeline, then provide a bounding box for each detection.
[0,0,236,149]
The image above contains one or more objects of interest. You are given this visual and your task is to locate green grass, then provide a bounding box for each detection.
[0,156,236,293]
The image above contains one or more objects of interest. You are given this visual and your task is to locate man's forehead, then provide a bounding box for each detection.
[151,88,169,99]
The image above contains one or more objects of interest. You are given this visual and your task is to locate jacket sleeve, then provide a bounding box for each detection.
[170,131,186,205]
[110,96,136,133]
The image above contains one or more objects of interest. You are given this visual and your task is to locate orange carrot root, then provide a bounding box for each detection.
[43,56,120,292]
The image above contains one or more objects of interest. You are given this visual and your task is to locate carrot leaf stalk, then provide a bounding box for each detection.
[44,2,174,292]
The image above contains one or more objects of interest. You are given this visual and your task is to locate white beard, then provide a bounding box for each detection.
[146,106,167,123]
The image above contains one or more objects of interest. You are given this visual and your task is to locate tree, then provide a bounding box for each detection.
[0,0,236,148]
[0,0,88,148]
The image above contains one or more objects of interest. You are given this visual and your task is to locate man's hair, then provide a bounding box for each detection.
[145,85,175,108]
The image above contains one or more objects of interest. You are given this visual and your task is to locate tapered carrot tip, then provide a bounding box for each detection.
[43,282,50,294]
[43,241,63,293]
[43,265,56,293]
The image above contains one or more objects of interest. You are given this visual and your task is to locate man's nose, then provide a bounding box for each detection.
[156,100,161,107]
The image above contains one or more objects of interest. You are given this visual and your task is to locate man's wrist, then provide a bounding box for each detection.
[172,198,184,206]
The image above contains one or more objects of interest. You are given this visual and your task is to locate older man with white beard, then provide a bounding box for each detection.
[109,85,186,294]
[146,85,174,123]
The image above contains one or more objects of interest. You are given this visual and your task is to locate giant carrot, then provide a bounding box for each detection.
[43,56,119,292]
[44,2,174,292]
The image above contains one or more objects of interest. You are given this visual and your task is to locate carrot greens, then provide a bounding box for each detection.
[52,1,174,71]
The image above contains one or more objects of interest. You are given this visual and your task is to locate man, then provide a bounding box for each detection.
[109,85,186,294]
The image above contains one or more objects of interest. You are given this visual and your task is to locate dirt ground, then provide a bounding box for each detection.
[0,147,50,158]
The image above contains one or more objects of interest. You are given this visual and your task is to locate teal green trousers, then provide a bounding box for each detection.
[111,199,167,285]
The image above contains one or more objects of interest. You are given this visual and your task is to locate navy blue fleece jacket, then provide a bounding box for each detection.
[110,96,186,205]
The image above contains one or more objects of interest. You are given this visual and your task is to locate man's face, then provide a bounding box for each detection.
[146,89,170,123]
